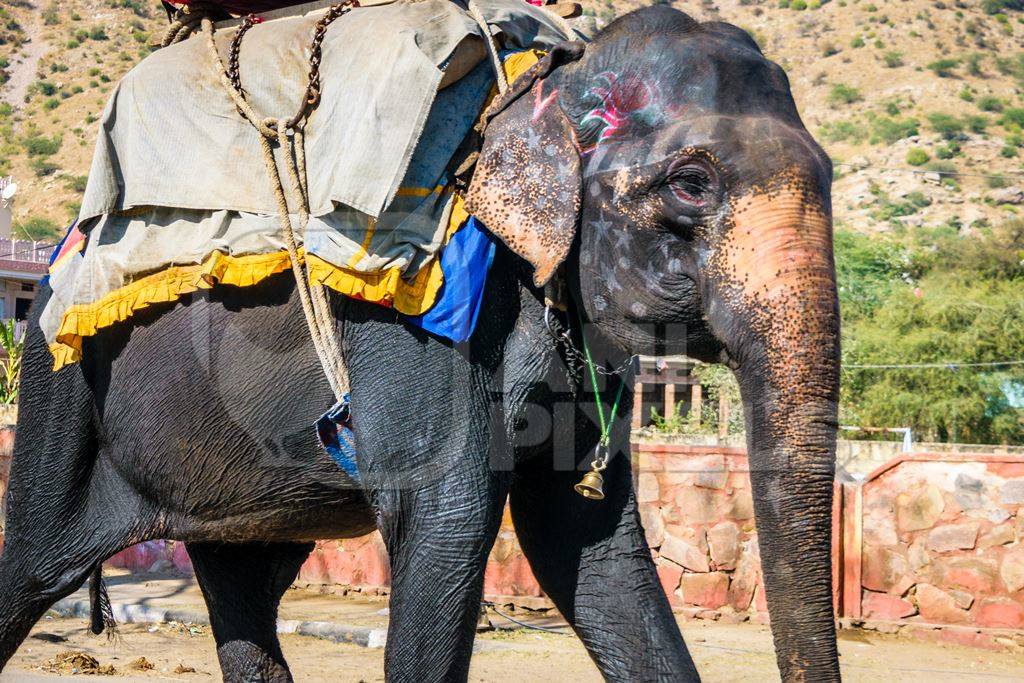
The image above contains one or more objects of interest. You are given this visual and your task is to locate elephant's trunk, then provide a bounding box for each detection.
[707,183,841,681]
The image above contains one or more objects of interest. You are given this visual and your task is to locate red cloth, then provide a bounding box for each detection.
[169,0,313,14]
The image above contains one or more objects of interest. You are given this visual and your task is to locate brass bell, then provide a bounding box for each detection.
[574,470,605,500]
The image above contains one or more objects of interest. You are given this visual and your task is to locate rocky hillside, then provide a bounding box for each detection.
[0,0,1022,242]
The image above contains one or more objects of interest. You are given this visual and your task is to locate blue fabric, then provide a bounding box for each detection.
[405,216,495,344]
[315,395,360,481]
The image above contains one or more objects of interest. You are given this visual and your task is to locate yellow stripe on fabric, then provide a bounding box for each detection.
[49,249,296,370]
[307,194,470,316]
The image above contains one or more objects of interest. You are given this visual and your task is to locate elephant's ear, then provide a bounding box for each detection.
[466,43,586,287]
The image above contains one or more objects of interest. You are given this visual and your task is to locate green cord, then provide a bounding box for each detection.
[579,315,626,447]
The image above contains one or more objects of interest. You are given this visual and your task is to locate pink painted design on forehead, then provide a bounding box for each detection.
[579,71,662,152]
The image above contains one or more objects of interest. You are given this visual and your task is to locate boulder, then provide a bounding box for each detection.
[660,534,710,573]
[707,522,741,570]
[916,583,969,624]
[976,598,1024,629]
[926,523,979,553]
[990,186,1024,205]
[1000,549,1024,594]
[862,591,917,620]
[692,453,728,490]
[681,572,730,609]
[896,484,944,532]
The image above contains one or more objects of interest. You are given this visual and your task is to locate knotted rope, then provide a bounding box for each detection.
[201,3,357,400]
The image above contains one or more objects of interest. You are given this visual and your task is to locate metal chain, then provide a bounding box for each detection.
[226,2,357,117]
[227,14,259,95]
[544,306,637,386]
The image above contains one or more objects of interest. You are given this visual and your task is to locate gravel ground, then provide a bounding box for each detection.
[2,613,1023,682]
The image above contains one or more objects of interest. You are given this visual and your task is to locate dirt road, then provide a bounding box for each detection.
[2,614,1023,682]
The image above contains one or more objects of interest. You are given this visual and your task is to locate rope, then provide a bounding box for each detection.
[200,9,353,400]
[161,1,218,47]
[467,0,508,95]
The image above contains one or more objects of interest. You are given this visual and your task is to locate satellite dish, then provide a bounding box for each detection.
[1,182,17,201]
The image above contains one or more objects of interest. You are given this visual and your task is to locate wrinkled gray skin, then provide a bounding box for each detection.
[0,7,839,682]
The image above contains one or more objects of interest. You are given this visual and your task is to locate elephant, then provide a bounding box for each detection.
[0,6,840,682]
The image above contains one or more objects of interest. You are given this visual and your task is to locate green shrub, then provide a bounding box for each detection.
[791,0,808,8]
[978,96,1004,112]
[927,113,965,140]
[935,142,960,159]
[30,158,58,176]
[88,67,101,77]
[22,133,61,156]
[42,8,59,25]
[74,28,88,42]
[828,83,863,105]
[66,39,79,49]
[66,175,89,192]
[820,120,867,143]
[927,58,959,77]
[18,216,61,240]
[1002,145,1019,158]
[906,148,930,166]
[35,80,56,96]
[962,115,988,134]
[965,52,985,77]
[870,117,919,144]
[1000,108,1024,128]
[89,26,108,40]
[882,51,903,68]
[42,97,60,111]
[851,36,865,48]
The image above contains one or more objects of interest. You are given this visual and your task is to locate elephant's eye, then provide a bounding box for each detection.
[667,162,713,206]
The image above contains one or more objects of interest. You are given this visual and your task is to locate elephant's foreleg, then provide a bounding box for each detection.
[510,451,700,682]
[188,541,314,683]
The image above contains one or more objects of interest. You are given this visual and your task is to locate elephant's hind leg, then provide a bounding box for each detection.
[187,541,313,683]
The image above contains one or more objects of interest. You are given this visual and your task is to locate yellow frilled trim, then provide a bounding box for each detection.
[49,249,296,370]
[49,52,543,371]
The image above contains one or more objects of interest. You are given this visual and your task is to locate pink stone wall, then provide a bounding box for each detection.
[637,445,769,619]
[4,434,1022,638]
[849,454,1024,630]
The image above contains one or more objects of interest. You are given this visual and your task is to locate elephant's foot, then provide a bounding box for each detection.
[215,641,294,683]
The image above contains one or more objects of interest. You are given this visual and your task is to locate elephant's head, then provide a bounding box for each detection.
[467,6,840,681]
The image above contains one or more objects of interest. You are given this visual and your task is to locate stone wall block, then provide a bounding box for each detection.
[681,571,729,609]
[978,523,1015,549]
[976,598,1024,629]
[896,484,945,532]
[933,557,998,594]
[862,591,917,620]
[862,546,909,593]
[639,503,665,549]
[1000,548,1024,593]
[926,522,979,553]
[656,559,684,608]
[660,533,710,573]
[675,487,725,525]
[637,473,660,503]
[916,583,970,624]
[707,521,741,570]
[999,479,1024,505]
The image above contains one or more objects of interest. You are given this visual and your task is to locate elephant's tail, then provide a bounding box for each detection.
[88,564,117,636]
